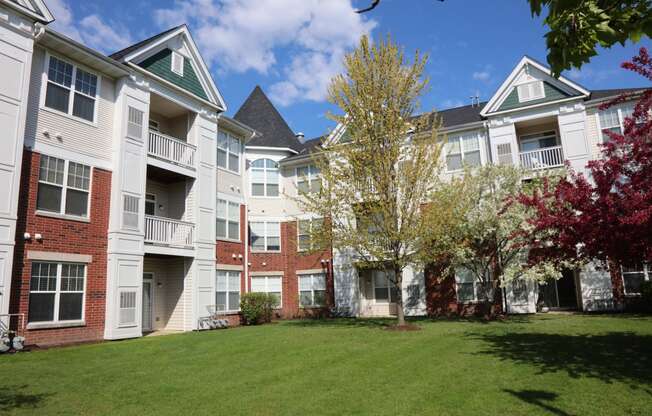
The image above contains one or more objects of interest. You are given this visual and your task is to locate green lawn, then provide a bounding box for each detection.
[1,314,651,415]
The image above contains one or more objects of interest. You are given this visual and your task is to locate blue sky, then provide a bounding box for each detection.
[49,0,649,139]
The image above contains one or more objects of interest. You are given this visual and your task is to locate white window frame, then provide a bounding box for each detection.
[145,193,157,216]
[454,268,493,304]
[250,158,280,198]
[297,218,323,252]
[250,275,283,308]
[517,80,545,103]
[372,270,398,304]
[171,51,184,76]
[445,132,482,172]
[621,263,651,296]
[41,53,101,125]
[216,199,240,242]
[36,155,92,220]
[217,131,241,173]
[298,273,326,308]
[249,220,281,252]
[28,262,86,325]
[597,104,635,143]
[295,165,321,194]
[216,270,241,312]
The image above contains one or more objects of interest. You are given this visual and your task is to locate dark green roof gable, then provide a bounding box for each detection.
[138,48,209,101]
[496,81,578,112]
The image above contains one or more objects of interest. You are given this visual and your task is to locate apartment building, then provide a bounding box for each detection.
[0,1,646,347]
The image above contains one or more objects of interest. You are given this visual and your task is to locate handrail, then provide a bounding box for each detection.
[147,130,196,169]
[519,145,564,170]
[144,215,194,247]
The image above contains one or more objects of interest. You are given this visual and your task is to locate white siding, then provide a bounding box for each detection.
[143,256,186,331]
[24,47,116,165]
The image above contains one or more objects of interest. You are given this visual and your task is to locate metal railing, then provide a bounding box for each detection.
[144,215,194,247]
[519,145,564,170]
[148,130,196,170]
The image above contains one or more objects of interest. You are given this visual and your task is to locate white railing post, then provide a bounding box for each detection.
[144,215,195,247]
[147,130,196,170]
[519,146,564,170]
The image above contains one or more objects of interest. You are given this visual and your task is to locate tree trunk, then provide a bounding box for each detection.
[394,266,405,326]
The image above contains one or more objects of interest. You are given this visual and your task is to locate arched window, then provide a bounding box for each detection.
[251,158,279,197]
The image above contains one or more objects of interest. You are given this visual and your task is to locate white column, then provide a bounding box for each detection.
[0,9,38,318]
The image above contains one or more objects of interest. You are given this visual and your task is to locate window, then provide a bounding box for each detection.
[217,131,241,173]
[299,273,326,307]
[297,218,323,252]
[127,107,144,139]
[145,194,156,216]
[123,194,139,229]
[37,155,91,218]
[250,221,280,251]
[446,133,481,171]
[373,271,399,303]
[455,268,493,303]
[251,159,279,197]
[119,291,137,326]
[598,104,636,142]
[29,262,85,323]
[251,275,282,307]
[296,165,321,194]
[621,264,651,295]
[45,56,98,122]
[171,51,184,76]
[216,271,241,312]
[519,131,558,152]
[517,81,545,102]
[217,199,240,240]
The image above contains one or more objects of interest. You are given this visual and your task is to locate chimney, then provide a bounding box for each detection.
[295,132,305,143]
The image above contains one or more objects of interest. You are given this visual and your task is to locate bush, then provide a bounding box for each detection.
[640,281,652,311]
[240,293,279,325]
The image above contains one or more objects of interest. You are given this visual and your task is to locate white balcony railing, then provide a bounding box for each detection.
[148,130,196,170]
[519,146,564,170]
[145,215,194,248]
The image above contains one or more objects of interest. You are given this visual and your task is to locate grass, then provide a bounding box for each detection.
[1,314,651,415]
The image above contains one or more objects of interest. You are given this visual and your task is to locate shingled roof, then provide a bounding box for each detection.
[234,86,303,151]
[588,88,650,101]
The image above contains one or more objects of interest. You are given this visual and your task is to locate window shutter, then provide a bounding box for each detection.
[123,194,140,229]
[127,107,143,139]
[171,51,184,76]
[496,143,513,165]
[119,291,137,326]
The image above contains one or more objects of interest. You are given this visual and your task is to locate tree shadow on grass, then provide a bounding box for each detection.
[287,317,403,329]
[469,331,652,388]
[503,389,573,416]
[0,385,49,412]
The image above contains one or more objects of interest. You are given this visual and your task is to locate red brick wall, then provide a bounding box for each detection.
[249,221,333,319]
[425,263,503,317]
[10,151,111,346]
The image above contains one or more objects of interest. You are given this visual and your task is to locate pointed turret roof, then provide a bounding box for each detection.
[234,86,302,151]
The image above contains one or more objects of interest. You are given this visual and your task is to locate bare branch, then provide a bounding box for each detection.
[355,0,380,13]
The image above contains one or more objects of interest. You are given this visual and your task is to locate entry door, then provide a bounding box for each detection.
[142,274,154,332]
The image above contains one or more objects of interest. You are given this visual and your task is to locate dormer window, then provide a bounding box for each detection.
[517,80,544,103]
[171,51,184,76]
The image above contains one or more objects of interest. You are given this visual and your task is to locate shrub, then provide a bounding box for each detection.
[240,293,279,325]
[640,281,652,312]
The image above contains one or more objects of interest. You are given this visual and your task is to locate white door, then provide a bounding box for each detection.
[142,275,153,332]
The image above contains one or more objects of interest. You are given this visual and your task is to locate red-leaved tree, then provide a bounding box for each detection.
[519,48,652,270]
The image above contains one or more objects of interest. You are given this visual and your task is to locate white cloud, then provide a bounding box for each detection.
[440,99,465,109]
[566,66,618,84]
[472,71,490,82]
[47,0,133,53]
[154,0,376,106]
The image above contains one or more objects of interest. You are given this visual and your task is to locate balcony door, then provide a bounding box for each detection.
[519,130,558,152]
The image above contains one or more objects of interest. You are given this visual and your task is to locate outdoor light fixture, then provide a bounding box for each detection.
[23,232,31,241]
[34,233,42,241]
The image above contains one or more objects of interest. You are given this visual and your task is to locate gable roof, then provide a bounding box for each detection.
[588,88,650,101]
[109,25,226,111]
[282,136,325,163]
[4,0,53,22]
[235,86,302,152]
[109,25,183,61]
[480,55,590,117]
[438,102,486,128]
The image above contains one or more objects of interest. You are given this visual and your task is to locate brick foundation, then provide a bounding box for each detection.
[10,150,111,346]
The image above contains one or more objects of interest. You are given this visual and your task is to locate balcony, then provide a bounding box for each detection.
[148,130,196,171]
[519,145,564,171]
[145,215,194,248]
